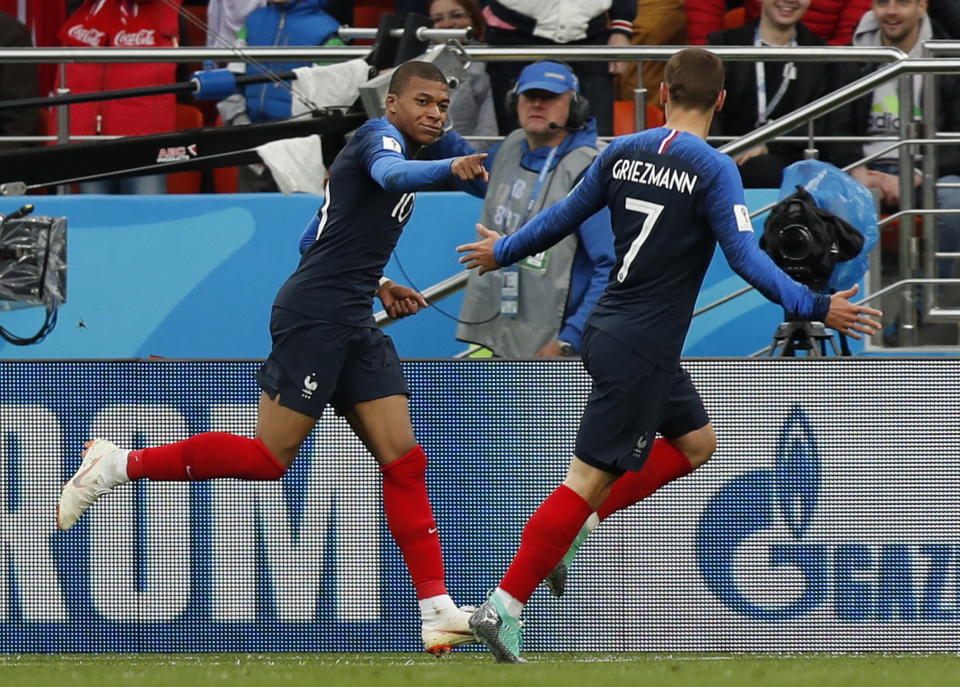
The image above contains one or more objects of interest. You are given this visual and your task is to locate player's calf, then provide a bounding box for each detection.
[58,433,288,530]
[543,436,712,597]
[544,512,599,598]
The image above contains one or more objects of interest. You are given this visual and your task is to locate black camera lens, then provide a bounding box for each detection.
[778,224,814,261]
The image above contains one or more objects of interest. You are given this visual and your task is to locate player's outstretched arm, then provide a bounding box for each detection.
[423,130,492,197]
[823,284,883,340]
[370,153,488,193]
[461,151,610,274]
[457,224,502,274]
[706,158,834,321]
[376,279,429,319]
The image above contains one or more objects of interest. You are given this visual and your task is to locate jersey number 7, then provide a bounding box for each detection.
[617,198,665,283]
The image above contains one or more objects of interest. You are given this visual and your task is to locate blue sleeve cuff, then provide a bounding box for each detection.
[812,293,831,322]
[492,236,511,267]
[558,324,581,351]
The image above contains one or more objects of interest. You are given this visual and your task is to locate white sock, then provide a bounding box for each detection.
[419,594,456,620]
[585,511,600,532]
[107,449,131,486]
[494,587,524,619]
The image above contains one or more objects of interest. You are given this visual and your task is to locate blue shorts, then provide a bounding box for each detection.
[575,325,709,475]
[256,308,409,419]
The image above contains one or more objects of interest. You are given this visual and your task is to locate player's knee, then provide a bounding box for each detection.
[257,435,303,469]
[380,444,426,480]
[688,443,715,469]
[565,456,620,509]
[694,437,717,468]
[679,425,716,469]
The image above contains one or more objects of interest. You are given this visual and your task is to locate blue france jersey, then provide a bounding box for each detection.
[495,128,831,368]
[275,117,454,325]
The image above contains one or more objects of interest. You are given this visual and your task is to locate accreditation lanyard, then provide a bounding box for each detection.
[755,28,798,127]
[518,143,560,228]
[500,143,559,318]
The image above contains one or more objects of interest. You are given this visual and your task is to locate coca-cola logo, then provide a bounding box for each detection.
[67,24,106,47]
[113,29,157,47]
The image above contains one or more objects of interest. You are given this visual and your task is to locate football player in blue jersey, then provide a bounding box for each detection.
[57,61,489,655]
[457,47,883,663]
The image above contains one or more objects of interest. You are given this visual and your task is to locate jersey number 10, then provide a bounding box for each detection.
[617,198,665,283]
[391,193,416,223]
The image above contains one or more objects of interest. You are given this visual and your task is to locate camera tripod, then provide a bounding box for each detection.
[769,320,851,357]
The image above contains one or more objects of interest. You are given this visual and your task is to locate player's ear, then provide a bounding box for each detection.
[659,82,668,108]
[385,92,398,114]
[715,89,727,112]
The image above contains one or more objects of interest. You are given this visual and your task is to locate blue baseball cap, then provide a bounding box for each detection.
[516,61,580,95]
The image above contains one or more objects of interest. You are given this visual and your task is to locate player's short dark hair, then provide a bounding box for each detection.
[664,48,725,112]
[388,61,448,95]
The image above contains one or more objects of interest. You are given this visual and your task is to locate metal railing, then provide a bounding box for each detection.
[0,44,914,148]
[337,27,470,43]
[0,44,906,143]
[0,44,907,64]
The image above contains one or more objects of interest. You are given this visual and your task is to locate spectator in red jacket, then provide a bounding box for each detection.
[55,0,182,194]
[687,0,872,46]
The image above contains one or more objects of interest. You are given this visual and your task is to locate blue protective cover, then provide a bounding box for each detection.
[191,67,237,101]
[778,160,879,291]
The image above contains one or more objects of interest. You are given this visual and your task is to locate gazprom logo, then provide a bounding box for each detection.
[696,406,960,623]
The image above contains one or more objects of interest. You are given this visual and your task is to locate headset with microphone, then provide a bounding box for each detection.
[547,120,588,132]
[505,60,591,131]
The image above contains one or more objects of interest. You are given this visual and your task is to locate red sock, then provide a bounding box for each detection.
[380,445,447,600]
[597,438,693,521]
[126,432,287,481]
[500,484,593,604]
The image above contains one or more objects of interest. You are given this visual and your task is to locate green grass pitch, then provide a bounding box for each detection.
[2,653,959,687]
